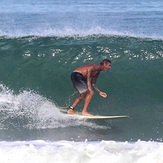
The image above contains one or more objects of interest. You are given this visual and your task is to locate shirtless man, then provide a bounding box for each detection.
[67,59,111,116]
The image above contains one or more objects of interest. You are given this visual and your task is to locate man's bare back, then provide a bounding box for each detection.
[74,64,101,79]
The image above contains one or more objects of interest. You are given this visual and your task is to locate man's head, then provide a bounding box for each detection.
[100,59,111,71]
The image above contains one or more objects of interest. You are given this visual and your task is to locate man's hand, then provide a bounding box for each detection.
[99,91,107,98]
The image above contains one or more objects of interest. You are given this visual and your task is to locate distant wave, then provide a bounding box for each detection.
[0,27,163,40]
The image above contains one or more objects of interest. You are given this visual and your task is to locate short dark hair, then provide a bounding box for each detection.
[100,59,111,65]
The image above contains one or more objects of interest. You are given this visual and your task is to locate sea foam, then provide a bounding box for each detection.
[0,140,163,163]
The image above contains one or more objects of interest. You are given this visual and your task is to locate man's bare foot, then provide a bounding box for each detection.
[67,109,76,114]
[82,111,94,116]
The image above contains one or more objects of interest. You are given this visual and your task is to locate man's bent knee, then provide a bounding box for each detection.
[79,94,86,100]
[88,90,94,96]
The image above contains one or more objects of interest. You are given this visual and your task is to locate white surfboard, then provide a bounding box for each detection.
[65,114,129,119]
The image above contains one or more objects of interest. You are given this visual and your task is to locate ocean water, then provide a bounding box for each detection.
[0,0,163,162]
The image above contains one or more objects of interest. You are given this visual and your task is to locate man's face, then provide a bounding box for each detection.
[103,62,111,71]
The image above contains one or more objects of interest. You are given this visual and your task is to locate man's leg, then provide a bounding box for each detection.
[67,93,86,114]
[82,90,94,116]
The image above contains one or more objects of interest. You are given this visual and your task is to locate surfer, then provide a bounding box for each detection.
[67,59,111,116]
